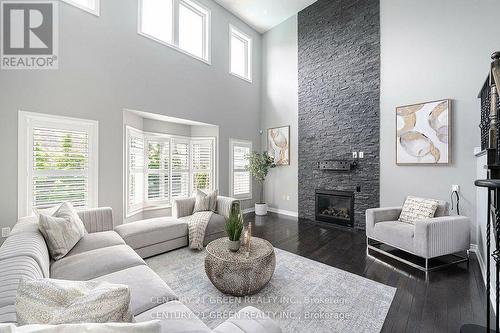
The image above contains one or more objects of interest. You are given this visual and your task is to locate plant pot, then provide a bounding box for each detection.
[255,203,268,216]
[228,239,241,252]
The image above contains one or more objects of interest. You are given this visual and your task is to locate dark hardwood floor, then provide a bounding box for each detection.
[243,212,491,333]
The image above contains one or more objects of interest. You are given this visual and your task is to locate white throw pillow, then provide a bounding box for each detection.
[15,278,133,326]
[38,202,86,260]
[193,189,218,213]
[1,321,161,333]
[398,196,439,224]
[33,204,62,217]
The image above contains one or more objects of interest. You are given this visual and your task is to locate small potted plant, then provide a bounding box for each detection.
[224,203,244,252]
[246,152,276,215]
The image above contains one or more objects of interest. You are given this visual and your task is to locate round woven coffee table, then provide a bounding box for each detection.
[204,237,276,296]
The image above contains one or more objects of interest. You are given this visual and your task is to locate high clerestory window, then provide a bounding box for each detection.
[139,0,211,63]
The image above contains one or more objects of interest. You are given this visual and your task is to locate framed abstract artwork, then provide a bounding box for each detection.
[267,126,290,166]
[396,99,451,165]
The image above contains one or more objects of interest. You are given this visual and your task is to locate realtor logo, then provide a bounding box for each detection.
[1,1,58,69]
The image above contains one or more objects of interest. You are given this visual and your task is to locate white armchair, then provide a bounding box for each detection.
[366,201,470,271]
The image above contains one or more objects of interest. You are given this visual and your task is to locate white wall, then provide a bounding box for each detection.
[380,0,500,245]
[261,16,299,216]
[0,0,262,242]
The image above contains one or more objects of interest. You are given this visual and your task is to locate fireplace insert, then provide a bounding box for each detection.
[315,189,354,227]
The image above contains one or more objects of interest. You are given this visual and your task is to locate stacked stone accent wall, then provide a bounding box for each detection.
[298,0,380,228]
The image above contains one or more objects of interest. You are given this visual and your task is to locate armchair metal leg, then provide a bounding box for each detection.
[366,237,469,272]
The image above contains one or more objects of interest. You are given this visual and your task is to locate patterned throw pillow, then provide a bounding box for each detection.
[38,202,86,260]
[398,196,439,224]
[193,189,218,213]
[15,278,133,325]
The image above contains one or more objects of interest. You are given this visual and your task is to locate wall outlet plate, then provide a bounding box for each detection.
[452,185,460,192]
[1,227,10,238]
[352,152,358,158]
[359,152,364,158]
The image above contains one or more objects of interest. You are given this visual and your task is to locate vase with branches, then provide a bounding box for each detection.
[246,152,276,215]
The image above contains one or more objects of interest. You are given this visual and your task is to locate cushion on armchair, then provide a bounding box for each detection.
[398,196,439,224]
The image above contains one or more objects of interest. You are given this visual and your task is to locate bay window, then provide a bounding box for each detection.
[126,126,216,216]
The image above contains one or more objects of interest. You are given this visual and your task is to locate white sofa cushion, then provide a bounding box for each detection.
[115,217,188,250]
[15,278,133,325]
[135,301,211,333]
[92,265,178,316]
[1,321,161,333]
[50,245,145,281]
[65,231,125,257]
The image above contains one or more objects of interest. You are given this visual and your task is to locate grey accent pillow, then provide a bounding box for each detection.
[38,202,86,260]
[399,196,439,224]
[193,189,218,213]
[5,321,161,333]
[15,278,133,326]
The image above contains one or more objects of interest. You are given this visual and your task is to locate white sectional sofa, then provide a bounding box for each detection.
[0,208,281,333]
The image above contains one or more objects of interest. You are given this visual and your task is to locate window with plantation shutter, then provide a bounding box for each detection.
[125,128,216,216]
[146,139,170,203]
[191,138,214,192]
[127,128,144,214]
[230,139,252,200]
[18,112,98,218]
[171,139,190,199]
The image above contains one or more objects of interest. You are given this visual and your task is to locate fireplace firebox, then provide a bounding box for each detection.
[315,189,354,227]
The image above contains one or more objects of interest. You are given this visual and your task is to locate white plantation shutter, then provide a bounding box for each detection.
[32,128,89,208]
[146,140,170,203]
[230,139,251,199]
[191,139,214,192]
[125,129,217,215]
[127,129,144,213]
[171,139,190,199]
[19,112,98,218]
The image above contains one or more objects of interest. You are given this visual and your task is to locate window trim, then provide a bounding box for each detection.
[18,111,99,218]
[229,25,252,83]
[61,0,100,16]
[125,127,217,217]
[137,0,212,65]
[229,138,252,200]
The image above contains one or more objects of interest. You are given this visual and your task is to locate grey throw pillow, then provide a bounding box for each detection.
[193,189,218,213]
[15,278,133,325]
[398,196,439,224]
[38,202,86,260]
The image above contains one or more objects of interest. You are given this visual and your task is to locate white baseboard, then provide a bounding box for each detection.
[242,207,255,214]
[267,207,298,218]
[241,206,298,218]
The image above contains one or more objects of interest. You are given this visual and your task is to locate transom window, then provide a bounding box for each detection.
[126,127,216,216]
[229,139,252,200]
[230,26,252,82]
[139,0,211,63]
[61,0,100,16]
[18,112,99,218]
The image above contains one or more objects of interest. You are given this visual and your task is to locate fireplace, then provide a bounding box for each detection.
[315,189,354,227]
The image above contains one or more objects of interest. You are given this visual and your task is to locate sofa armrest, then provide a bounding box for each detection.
[414,215,470,258]
[365,207,402,237]
[77,207,114,233]
[172,197,196,218]
[216,196,240,219]
[212,306,281,333]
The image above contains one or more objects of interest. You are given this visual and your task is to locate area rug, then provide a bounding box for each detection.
[146,247,395,333]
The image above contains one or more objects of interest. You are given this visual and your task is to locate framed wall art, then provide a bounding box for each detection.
[267,126,290,166]
[396,99,451,165]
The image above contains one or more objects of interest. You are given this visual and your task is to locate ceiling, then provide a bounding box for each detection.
[213,0,318,33]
